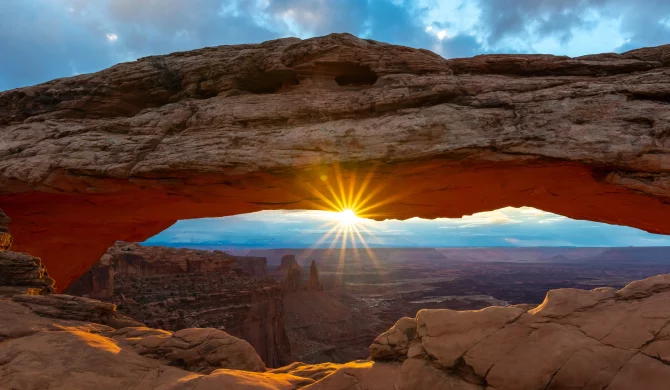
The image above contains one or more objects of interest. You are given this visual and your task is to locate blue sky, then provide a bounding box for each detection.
[4,1,670,247]
[2,0,670,90]
[146,207,670,248]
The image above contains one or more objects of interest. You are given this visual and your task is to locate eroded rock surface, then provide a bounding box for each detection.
[66,241,269,298]
[0,208,11,251]
[1,35,670,289]
[0,251,55,295]
[370,273,670,390]
[4,260,670,389]
[12,294,142,329]
[108,326,266,373]
[278,255,303,292]
[67,241,291,368]
[0,297,311,390]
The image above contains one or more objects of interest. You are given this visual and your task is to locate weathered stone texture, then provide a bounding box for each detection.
[0,34,669,289]
[369,273,670,390]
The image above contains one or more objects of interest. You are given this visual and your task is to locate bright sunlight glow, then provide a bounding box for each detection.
[298,163,406,290]
[334,209,359,226]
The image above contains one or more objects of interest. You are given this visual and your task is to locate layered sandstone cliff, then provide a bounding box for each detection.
[66,241,291,367]
[66,241,268,298]
[1,34,670,289]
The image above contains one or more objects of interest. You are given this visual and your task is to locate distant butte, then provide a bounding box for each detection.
[0,33,669,289]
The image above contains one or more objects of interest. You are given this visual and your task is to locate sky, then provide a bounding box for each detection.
[145,207,670,248]
[3,1,670,248]
[2,0,670,90]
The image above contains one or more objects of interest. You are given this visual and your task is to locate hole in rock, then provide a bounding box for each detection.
[239,70,300,94]
[67,206,670,368]
[334,64,378,86]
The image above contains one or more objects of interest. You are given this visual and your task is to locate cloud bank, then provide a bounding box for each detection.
[2,0,669,90]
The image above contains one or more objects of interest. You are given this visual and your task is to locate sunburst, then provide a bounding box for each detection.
[296,165,410,290]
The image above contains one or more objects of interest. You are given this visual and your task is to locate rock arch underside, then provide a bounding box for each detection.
[1,33,670,390]
[1,34,670,291]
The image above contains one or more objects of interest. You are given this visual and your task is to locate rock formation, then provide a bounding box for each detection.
[278,255,301,274]
[369,274,670,389]
[66,241,291,367]
[1,35,670,289]
[2,239,670,388]
[66,241,268,298]
[12,294,142,329]
[0,294,314,389]
[278,255,303,292]
[0,251,56,296]
[5,271,670,388]
[108,326,266,373]
[305,260,323,291]
[0,211,55,295]
[0,208,11,251]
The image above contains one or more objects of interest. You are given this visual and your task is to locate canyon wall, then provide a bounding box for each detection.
[0,34,669,289]
[66,241,291,367]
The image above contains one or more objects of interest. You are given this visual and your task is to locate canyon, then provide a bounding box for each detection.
[65,242,371,366]
[66,241,291,367]
[67,241,670,370]
[3,227,670,388]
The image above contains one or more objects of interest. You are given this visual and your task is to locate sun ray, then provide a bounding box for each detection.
[347,171,357,210]
[348,227,362,268]
[299,223,341,260]
[351,166,377,211]
[352,227,385,273]
[336,226,349,291]
[291,163,411,288]
[334,165,348,211]
[355,190,411,217]
[303,183,343,212]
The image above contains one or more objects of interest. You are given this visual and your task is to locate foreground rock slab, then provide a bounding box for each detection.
[0,297,310,389]
[370,274,670,390]
[4,272,670,388]
[108,326,267,374]
[1,35,670,289]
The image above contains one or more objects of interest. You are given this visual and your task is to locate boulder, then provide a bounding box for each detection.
[108,326,266,374]
[370,317,416,361]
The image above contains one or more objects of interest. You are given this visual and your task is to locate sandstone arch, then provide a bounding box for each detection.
[0,33,669,290]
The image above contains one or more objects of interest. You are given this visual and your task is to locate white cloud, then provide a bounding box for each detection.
[504,237,576,247]
[106,33,118,42]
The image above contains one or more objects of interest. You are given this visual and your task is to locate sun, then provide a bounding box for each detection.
[334,209,359,226]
